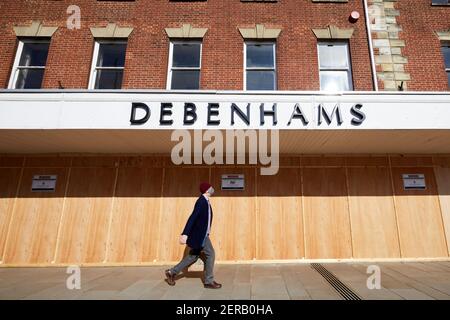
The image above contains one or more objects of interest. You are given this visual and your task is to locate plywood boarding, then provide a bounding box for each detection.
[210,167,256,261]
[256,168,304,260]
[71,156,118,168]
[390,156,434,167]
[107,167,163,263]
[55,167,116,263]
[302,168,352,259]
[1,154,449,266]
[3,168,69,264]
[0,168,22,261]
[433,156,450,168]
[0,156,24,167]
[302,156,346,167]
[391,167,448,258]
[346,167,401,258]
[158,168,210,262]
[24,156,72,167]
[434,167,450,255]
[345,156,389,167]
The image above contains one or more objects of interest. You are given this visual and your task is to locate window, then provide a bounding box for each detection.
[89,41,127,89]
[318,41,353,91]
[442,44,450,88]
[8,39,50,89]
[167,41,201,90]
[432,0,449,5]
[244,42,276,90]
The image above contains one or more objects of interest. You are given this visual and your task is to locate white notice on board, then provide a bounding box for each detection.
[221,174,245,190]
[402,174,426,190]
[32,175,57,192]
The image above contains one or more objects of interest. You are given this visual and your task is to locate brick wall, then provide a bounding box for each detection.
[368,0,449,91]
[396,0,449,91]
[0,0,373,90]
[0,0,448,91]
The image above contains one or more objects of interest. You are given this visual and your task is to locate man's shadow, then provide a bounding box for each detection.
[172,247,207,284]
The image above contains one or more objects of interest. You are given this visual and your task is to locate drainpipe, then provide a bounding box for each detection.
[363,0,379,91]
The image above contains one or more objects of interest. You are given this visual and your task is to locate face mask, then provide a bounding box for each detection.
[207,187,215,195]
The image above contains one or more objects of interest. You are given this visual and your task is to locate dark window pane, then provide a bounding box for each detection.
[442,46,450,68]
[447,73,450,88]
[19,42,50,67]
[172,43,201,68]
[97,43,127,67]
[94,70,123,89]
[171,70,200,89]
[15,68,45,89]
[432,0,449,4]
[246,44,274,68]
[246,70,275,90]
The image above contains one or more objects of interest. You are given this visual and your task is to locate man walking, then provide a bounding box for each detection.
[165,182,222,289]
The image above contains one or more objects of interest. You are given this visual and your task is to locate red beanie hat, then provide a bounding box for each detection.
[199,182,212,194]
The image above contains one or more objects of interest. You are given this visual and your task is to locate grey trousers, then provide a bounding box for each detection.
[170,236,215,285]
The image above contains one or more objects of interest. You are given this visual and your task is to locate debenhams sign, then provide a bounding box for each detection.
[1,93,450,130]
[129,102,366,128]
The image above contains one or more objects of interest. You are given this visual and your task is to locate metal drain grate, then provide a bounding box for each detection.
[311,263,362,300]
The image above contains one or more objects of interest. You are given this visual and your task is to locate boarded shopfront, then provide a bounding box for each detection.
[0,91,449,266]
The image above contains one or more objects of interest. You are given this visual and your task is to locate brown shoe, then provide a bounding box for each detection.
[204,281,222,289]
[165,269,176,286]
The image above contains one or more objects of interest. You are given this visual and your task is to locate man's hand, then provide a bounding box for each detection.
[179,234,188,245]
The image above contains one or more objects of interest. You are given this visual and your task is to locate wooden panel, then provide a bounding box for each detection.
[345,156,389,167]
[257,168,303,260]
[302,156,346,167]
[0,168,22,261]
[118,156,165,168]
[278,156,301,167]
[3,168,69,264]
[433,156,450,168]
[158,168,210,262]
[347,167,401,258]
[55,167,116,263]
[391,167,448,258]
[390,156,433,167]
[107,167,163,263]
[25,156,72,167]
[210,167,256,261]
[71,156,118,167]
[434,167,450,255]
[303,168,352,259]
[0,156,24,167]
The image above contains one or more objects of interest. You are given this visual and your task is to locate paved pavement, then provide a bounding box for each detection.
[1,262,450,300]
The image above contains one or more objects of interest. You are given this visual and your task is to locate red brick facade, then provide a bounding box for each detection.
[397,0,449,91]
[0,0,448,91]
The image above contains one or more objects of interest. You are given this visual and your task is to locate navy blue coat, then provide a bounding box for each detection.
[182,195,213,252]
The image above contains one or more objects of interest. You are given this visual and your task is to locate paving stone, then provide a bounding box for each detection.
[1,262,450,300]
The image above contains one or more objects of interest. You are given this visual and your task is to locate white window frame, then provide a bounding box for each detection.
[317,40,354,91]
[8,38,50,89]
[166,40,202,90]
[88,40,127,90]
[443,43,450,88]
[243,41,277,91]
